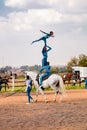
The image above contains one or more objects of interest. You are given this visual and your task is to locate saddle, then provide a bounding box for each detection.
[36,73,50,84]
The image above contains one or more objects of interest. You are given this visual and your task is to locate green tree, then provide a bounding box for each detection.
[67,57,78,71]
[0,66,12,73]
[51,66,59,73]
[78,54,87,67]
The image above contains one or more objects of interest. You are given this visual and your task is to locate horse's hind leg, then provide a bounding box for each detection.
[53,91,58,102]
[7,83,9,89]
[59,93,63,103]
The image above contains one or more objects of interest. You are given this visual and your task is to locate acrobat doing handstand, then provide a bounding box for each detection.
[31,30,54,46]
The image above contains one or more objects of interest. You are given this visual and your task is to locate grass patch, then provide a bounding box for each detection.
[65,84,85,90]
[0,85,36,93]
[0,83,85,93]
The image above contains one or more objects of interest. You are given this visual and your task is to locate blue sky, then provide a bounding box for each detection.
[0,0,87,67]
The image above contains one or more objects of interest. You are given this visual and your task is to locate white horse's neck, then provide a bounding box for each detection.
[25,71,39,86]
[25,71,37,80]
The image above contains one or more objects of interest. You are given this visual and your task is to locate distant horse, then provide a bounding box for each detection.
[0,77,9,92]
[61,72,81,86]
[25,71,66,102]
[71,72,81,86]
[61,72,73,84]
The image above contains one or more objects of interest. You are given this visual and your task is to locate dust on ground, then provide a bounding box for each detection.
[0,89,87,130]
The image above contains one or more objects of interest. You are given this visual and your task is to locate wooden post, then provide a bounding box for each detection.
[12,75,15,91]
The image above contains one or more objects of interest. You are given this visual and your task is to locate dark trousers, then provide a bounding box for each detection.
[39,72,50,86]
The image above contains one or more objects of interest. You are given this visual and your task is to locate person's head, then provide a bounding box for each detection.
[42,46,46,52]
[50,31,54,36]
[26,75,30,80]
[47,61,50,65]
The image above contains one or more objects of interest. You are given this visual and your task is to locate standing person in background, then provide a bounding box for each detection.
[31,30,54,46]
[84,77,87,89]
[25,75,34,104]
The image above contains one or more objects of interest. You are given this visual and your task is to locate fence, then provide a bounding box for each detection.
[9,76,25,91]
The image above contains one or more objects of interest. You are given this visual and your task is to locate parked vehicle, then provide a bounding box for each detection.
[72,66,87,81]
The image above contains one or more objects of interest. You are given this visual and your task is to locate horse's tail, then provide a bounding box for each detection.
[57,76,66,95]
[56,81,59,87]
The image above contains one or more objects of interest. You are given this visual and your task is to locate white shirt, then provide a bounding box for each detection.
[25,79,32,91]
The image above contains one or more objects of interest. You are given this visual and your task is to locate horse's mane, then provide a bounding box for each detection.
[25,71,38,80]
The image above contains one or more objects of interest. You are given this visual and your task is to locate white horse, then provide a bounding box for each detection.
[25,71,66,102]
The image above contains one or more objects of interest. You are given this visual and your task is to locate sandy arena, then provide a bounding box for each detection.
[0,89,87,130]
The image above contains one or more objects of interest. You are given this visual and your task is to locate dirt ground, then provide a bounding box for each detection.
[0,89,87,130]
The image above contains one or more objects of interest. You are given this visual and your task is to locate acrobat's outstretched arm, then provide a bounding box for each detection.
[40,30,49,35]
[40,30,55,37]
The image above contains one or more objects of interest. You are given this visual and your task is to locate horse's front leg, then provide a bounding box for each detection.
[7,83,9,89]
[5,83,9,92]
[0,85,2,92]
[35,88,39,102]
[5,84,6,91]
[38,87,48,103]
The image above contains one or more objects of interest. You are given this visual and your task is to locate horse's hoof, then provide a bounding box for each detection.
[53,99,56,102]
[45,100,48,103]
[58,100,61,103]
[34,99,37,102]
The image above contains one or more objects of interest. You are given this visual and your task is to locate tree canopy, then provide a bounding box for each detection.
[67,54,87,71]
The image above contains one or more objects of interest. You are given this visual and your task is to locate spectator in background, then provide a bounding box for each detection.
[84,77,87,89]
